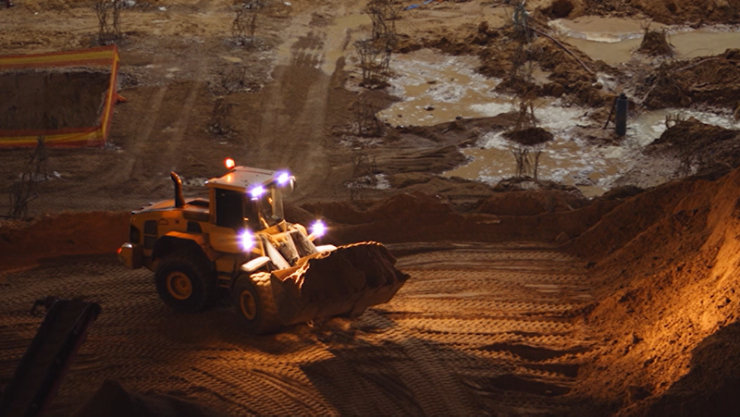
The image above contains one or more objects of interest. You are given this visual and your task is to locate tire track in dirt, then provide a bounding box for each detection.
[0,242,596,416]
[249,1,366,199]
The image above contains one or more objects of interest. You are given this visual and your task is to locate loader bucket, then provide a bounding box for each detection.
[268,241,409,326]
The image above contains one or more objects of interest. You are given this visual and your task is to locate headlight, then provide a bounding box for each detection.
[239,229,255,251]
[310,220,327,238]
[249,185,265,200]
[276,171,291,186]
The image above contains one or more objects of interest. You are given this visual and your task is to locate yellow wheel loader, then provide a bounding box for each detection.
[118,159,408,333]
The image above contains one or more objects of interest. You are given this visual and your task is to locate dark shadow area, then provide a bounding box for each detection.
[301,329,599,417]
[644,320,740,417]
[0,71,110,130]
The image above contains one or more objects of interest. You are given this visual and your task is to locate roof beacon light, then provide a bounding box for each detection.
[224,157,236,170]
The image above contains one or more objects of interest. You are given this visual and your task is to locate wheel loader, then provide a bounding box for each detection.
[118,159,408,333]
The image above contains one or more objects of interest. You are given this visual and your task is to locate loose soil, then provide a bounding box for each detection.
[1,1,739,417]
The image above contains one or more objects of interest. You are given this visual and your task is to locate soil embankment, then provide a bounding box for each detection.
[564,166,740,416]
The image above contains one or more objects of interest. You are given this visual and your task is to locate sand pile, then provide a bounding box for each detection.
[565,166,740,416]
[646,119,740,177]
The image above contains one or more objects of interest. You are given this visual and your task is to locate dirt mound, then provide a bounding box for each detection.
[541,0,575,18]
[646,119,740,176]
[642,322,740,417]
[504,126,554,146]
[565,166,740,416]
[301,190,616,245]
[0,70,110,130]
[572,0,740,25]
[637,28,674,57]
[642,49,740,109]
[527,37,611,107]
[478,188,587,216]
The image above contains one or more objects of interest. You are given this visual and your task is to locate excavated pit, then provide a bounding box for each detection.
[0,70,110,131]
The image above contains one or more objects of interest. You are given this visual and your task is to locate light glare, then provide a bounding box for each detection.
[276,171,291,186]
[224,157,235,169]
[249,185,265,199]
[239,230,255,251]
[310,220,327,238]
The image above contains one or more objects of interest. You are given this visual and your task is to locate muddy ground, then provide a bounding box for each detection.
[1,0,740,416]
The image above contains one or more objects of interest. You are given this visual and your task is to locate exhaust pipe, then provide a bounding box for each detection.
[170,172,185,208]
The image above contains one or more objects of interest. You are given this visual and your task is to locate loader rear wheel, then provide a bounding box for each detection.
[232,273,280,334]
[155,256,215,313]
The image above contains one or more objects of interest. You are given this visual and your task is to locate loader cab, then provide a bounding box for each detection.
[208,166,294,234]
[212,185,286,232]
[214,188,258,230]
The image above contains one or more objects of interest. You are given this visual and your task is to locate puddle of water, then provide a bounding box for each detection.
[447,106,739,196]
[377,49,505,126]
[549,17,740,66]
[378,49,739,196]
[446,114,622,198]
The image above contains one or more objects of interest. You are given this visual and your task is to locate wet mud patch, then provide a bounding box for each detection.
[0,70,110,130]
[642,49,740,109]
[646,118,740,176]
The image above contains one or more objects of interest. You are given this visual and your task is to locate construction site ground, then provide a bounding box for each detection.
[1,243,600,416]
[1,0,740,416]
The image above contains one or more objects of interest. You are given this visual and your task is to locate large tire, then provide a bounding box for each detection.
[155,255,216,313]
[232,273,280,334]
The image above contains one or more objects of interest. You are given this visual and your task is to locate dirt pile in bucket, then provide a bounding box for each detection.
[563,166,740,416]
[272,241,409,326]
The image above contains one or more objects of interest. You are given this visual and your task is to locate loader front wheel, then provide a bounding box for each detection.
[155,256,215,313]
[232,273,280,334]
